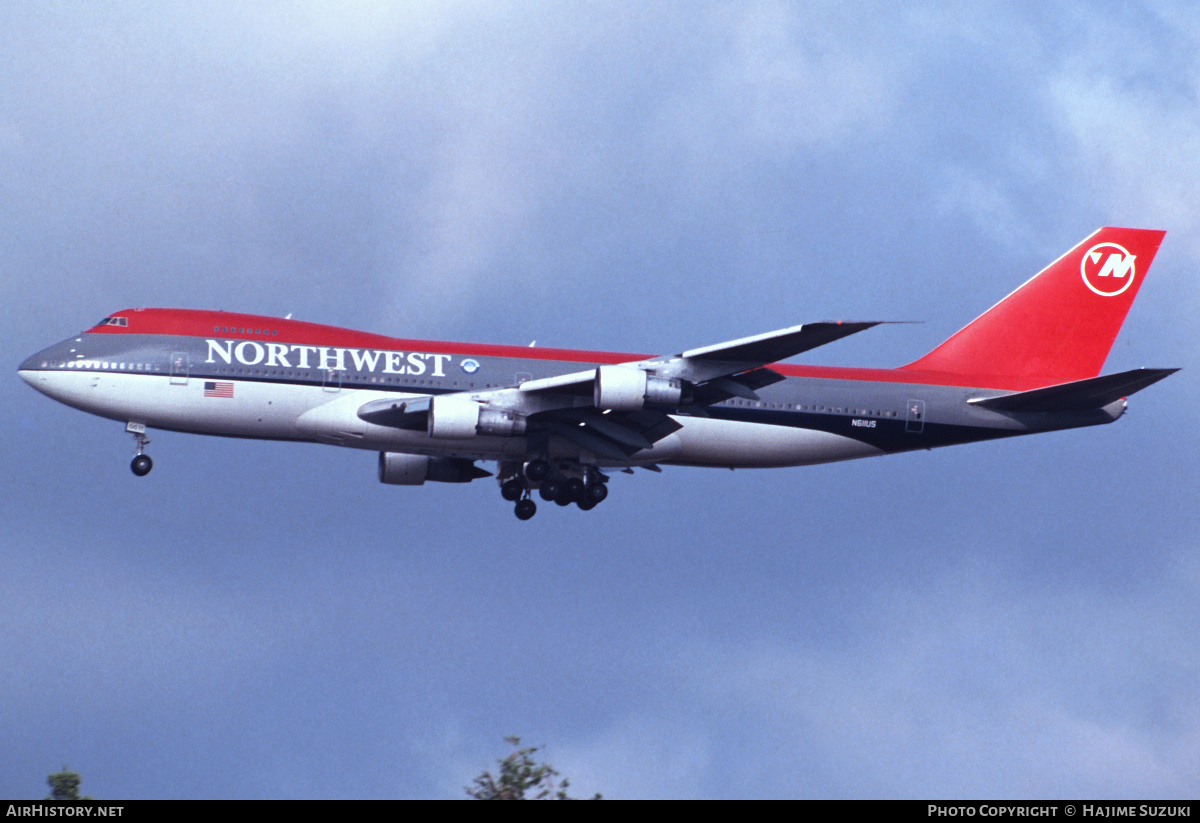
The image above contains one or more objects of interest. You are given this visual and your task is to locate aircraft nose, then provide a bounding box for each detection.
[19,334,80,374]
[18,352,43,385]
[18,344,66,391]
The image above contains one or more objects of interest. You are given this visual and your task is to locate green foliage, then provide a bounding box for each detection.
[46,767,90,801]
[466,736,600,800]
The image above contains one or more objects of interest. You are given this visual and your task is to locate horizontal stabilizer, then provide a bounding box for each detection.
[968,368,1178,412]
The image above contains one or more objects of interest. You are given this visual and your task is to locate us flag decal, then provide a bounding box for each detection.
[203,381,234,398]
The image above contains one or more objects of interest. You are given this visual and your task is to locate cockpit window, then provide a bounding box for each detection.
[95,316,128,327]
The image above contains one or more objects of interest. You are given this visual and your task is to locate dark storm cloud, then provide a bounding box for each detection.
[2,1,1197,799]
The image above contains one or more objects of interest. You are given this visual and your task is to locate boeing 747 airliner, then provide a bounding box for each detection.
[19,227,1176,519]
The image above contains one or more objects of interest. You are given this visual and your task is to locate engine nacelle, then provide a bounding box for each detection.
[378,452,487,484]
[428,396,480,438]
[478,407,527,437]
[594,366,682,412]
[427,395,527,439]
[378,452,432,484]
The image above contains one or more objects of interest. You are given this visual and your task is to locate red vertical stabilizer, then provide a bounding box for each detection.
[901,227,1165,389]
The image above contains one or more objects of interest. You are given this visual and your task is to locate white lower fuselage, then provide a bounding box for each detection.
[18,369,886,469]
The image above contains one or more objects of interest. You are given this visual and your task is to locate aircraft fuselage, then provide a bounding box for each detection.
[18,311,1121,472]
[17,228,1175,519]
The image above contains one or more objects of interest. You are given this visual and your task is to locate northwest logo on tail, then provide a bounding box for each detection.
[1081,242,1136,297]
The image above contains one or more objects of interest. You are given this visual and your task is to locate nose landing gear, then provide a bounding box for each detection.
[131,453,153,476]
[128,423,153,476]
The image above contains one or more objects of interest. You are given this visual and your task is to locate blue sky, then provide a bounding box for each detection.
[2,1,1198,799]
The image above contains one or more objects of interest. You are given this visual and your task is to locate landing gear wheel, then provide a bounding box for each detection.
[128,427,152,476]
[584,482,608,504]
[539,479,561,502]
[525,459,550,482]
[563,477,586,503]
[577,498,596,511]
[554,486,575,506]
[500,477,525,501]
[514,498,537,520]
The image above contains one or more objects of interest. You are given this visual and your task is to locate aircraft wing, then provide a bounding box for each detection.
[533,408,684,461]
[516,368,596,396]
[516,320,883,398]
[677,321,881,363]
[357,321,885,459]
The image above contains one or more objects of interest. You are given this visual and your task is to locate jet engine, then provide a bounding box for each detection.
[593,365,682,412]
[427,395,526,438]
[378,452,490,484]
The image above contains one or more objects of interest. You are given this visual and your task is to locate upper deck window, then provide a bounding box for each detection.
[216,325,278,336]
[95,316,128,327]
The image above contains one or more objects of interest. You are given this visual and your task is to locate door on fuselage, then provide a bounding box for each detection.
[906,399,925,433]
[170,352,189,385]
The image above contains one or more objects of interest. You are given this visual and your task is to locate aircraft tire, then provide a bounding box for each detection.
[563,477,585,503]
[500,477,524,501]
[525,459,550,482]
[585,482,608,504]
[539,480,560,501]
[577,498,596,511]
[515,499,537,520]
[131,455,153,477]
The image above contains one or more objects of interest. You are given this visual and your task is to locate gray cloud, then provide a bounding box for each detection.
[3,0,1197,799]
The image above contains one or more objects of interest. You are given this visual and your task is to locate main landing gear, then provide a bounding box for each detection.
[128,423,153,477]
[515,498,537,521]
[498,460,609,520]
